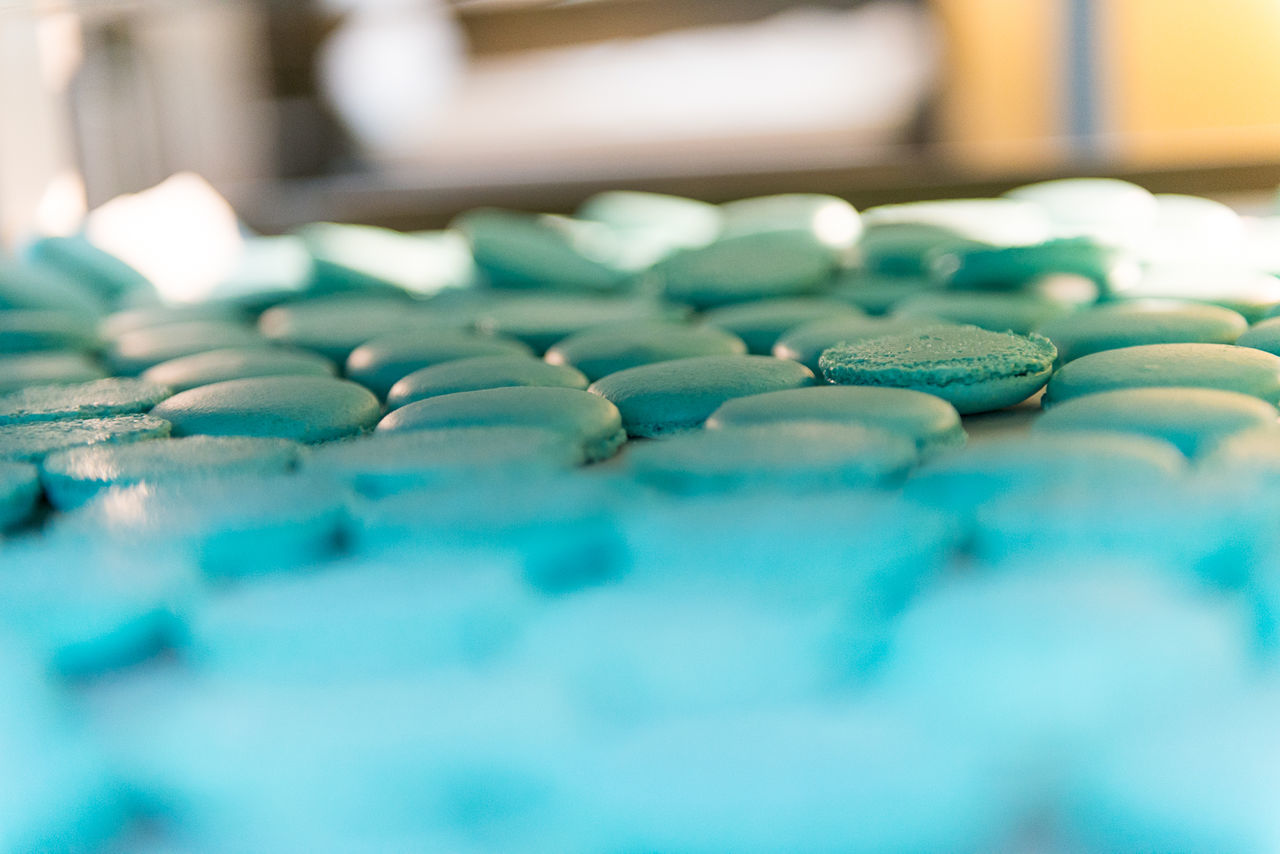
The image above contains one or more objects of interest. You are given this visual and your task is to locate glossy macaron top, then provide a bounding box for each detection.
[1034,386,1280,457]
[545,320,746,382]
[1042,343,1280,406]
[386,355,588,410]
[1037,300,1248,364]
[587,354,816,437]
[345,329,533,398]
[377,385,626,462]
[142,347,337,393]
[151,376,380,443]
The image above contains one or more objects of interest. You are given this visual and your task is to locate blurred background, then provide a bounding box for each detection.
[6,0,1280,244]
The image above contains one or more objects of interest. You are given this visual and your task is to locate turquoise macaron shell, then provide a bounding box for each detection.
[257,296,445,361]
[1034,386,1280,457]
[892,291,1072,335]
[827,272,940,316]
[385,355,589,410]
[1235,316,1280,356]
[699,298,862,355]
[345,330,533,398]
[705,385,966,458]
[931,237,1119,295]
[453,207,637,292]
[150,376,381,443]
[142,346,337,393]
[654,231,841,309]
[544,320,747,382]
[1038,300,1248,365]
[103,320,266,375]
[378,385,626,462]
[587,354,816,437]
[819,325,1057,415]
[1042,343,1280,407]
[474,295,688,354]
[0,260,105,316]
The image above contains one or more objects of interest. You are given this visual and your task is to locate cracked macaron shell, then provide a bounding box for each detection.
[819,325,1056,414]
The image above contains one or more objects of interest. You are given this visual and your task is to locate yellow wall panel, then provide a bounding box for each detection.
[932,0,1065,168]
[1107,0,1280,163]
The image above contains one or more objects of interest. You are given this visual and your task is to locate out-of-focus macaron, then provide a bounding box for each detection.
[706,385,965,458]
[625,421,916,494]
[545,320,746,382]
[303,426,583,498]
[40,435,302,510]
[699,297,861,355]
[1034,386,1279,457]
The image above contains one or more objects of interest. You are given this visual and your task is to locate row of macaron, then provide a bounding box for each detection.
[8,273,1280,388]
[6,412,1280,681]
[14,179,1263,312]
